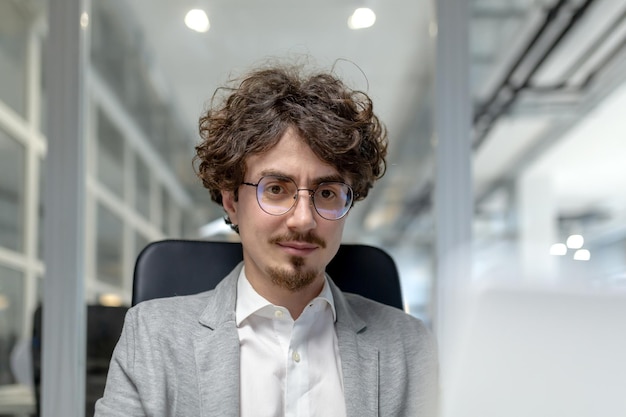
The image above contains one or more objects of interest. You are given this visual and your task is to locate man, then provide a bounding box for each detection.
[95,63,438,416]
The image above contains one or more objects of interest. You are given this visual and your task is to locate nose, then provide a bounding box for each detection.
[285,189,317,231]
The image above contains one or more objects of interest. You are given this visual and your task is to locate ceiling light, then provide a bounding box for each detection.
[566,234,584,249]
[549,243,567,256]
[573,249,591,261]
[185,9,210,33]
[348,8,376,30]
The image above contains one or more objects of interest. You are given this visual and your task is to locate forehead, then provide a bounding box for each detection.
[244,129,342,181]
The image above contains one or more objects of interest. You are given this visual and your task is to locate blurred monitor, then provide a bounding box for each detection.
[32,305,128,417]
[444,284,626,417]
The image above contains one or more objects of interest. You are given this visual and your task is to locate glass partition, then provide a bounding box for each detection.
[0,1,28,117]
[97,109,125,199]
[0,265,24,385]
[470,0,626,287]
[96,203,124,287]
[134,152,151,220]
[0,129,25,252]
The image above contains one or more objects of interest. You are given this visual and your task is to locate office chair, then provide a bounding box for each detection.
[132,239,403,309]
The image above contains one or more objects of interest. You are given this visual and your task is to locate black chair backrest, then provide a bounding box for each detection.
[132,240,403,309]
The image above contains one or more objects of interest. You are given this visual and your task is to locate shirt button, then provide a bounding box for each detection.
[274,310,283,318]
[292,351,301,363]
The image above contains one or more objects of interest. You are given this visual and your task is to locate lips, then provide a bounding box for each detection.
[279,241,318,250]
[276,241,318,256]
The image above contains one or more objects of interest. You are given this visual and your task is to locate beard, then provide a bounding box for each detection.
[266,255,320,292]
[266,231,327,292]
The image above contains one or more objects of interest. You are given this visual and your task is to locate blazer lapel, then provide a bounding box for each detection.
[194,265,243,417]
[330,279,379,417]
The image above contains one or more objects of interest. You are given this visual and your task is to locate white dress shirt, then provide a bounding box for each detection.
[236,268,347,417]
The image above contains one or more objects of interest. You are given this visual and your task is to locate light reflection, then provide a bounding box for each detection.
[80,12,89,28]
[99,293,123,307]
[0,294,9,310]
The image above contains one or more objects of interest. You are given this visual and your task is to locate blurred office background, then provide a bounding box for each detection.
[1,0,626,415]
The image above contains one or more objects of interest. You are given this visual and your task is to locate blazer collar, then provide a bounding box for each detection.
[198,262,242,329]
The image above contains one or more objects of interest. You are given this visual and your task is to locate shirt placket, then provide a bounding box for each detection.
[285,304,317,417]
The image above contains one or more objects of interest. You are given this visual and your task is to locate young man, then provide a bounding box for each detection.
[95,63,438,416]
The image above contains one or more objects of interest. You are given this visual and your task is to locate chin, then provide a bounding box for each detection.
[267,256,320,292]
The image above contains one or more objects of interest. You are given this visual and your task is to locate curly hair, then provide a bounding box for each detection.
[194,63,388,211]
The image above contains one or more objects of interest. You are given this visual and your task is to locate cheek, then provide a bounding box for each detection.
[323,221,346,247]
[238,200,277,235]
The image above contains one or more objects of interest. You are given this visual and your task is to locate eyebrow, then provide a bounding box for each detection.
[257,170,348,185]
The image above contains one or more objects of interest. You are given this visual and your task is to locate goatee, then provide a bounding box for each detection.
[267,255,319,292]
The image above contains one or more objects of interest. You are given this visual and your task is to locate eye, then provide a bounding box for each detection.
[260,177,293,199]
[317,187,337,200]
[267,184,285,195]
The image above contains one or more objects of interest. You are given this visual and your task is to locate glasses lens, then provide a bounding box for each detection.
[256,176,297,215]
[313,183,353,220]
[255,176,353,220]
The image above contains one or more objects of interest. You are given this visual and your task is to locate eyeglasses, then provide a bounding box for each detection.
[242,175,354,220]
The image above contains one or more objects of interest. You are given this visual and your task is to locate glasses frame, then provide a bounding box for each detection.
[242,175,355,220]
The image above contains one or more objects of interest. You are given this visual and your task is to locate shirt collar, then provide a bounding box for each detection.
[235,266,337,326]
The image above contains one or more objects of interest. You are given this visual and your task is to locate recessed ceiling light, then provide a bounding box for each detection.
[566,234,584,249]
[184,9,210,33]
[348,8,376,30]
[549,243,567,256]
[573,249,591,261]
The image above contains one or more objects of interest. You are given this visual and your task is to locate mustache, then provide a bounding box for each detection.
[269,232,327,249]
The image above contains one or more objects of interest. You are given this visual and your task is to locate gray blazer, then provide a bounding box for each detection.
[95,263,438,416]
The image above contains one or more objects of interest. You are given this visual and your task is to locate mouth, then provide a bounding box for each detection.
[269,232,327,256]
[276,241,319,256]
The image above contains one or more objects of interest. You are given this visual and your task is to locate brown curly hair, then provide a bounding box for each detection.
[194,63,388,210]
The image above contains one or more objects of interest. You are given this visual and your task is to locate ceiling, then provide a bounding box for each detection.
[104,0,626,248]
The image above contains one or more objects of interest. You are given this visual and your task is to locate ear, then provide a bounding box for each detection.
[221,190,239,225]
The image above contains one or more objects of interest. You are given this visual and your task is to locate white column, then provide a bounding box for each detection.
[42,0,90,415]
[434,0,472,387]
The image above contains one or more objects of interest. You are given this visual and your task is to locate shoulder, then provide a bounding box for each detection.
[126,265,239,329]
[121,292,214,340]
[130,291,212,320]
[343,292,424,327]
[342,292,436,352]
[340,292,439,405]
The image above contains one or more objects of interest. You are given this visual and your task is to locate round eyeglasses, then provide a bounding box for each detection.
[242,175,354,220]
